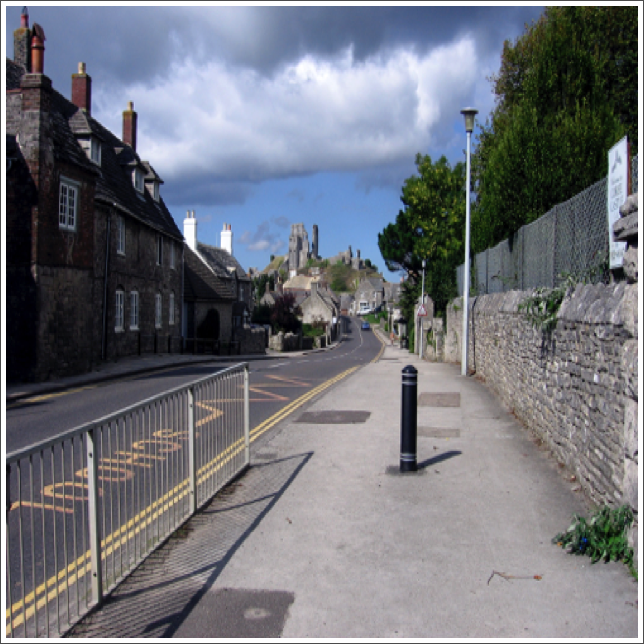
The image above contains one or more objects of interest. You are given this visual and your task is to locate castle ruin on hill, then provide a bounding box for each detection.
[284,223,363,278]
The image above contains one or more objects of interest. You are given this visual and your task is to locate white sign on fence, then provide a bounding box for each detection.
[607,137,629,269]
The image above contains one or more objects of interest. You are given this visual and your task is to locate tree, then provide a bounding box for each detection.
[471,6,637,253]
[270,293,301,334]
[379,154,466,315]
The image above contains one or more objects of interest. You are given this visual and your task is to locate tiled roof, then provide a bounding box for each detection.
[183,244,236,302]
[197,242,249,281]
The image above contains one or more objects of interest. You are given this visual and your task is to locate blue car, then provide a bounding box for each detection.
[361,321,370,330]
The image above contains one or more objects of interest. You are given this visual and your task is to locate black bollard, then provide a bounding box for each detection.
[400,365,418,472]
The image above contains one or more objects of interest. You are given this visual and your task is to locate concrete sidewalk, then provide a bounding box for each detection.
[68,338,639,639]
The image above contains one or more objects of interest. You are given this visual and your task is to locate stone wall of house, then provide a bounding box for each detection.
[234,326,266,355]
[445,281,638,520]
[95,207,183,363]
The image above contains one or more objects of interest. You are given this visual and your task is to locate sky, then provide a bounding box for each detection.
[4,2,547,282]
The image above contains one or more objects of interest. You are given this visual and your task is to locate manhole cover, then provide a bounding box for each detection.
[418,427,461,438]
[418,392,461,407]
[295,411,371,424]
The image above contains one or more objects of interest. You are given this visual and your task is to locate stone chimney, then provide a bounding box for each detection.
[184,210,197,251]
[221,223,233,255]
[72,62,92,114]
[122,101,137,150]
[14,7,31,71]
[30,23,46,74]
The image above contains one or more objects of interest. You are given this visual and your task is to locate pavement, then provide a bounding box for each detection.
[14,330,640,638]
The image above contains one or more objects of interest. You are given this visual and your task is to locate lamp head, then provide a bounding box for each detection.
[460,107,478,133]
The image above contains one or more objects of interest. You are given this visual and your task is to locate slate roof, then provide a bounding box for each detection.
[183,244,236,302]
[5,60,182,241]
[197,242,250,281]
[66,106,182,240]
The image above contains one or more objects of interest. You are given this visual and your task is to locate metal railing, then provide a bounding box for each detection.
[5,364,250,638]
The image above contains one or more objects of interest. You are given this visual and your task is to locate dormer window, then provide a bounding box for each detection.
[145,179,160,202]
[133,167,144,193]
[79,136,101,166]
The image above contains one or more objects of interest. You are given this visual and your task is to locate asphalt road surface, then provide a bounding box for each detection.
[6,317,384,455]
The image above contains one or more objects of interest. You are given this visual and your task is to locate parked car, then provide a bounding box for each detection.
[361,321,371,330]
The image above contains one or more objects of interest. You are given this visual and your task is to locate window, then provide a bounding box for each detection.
[116,215,125,254]
[115,290,124,331]
[239,284,244,302]
[133,167,144,193]
[130,291,139,329]
[169,292,175,325]
[79,137,101,165]
[157,235,163,265]
[90,138,101,165]
[169,242,175,269]
[59,178,79,231]
[155,293,162,328]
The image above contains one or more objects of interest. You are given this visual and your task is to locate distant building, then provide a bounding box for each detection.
[183,212,254,344]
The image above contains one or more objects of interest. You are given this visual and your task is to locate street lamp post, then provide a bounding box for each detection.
[460,107,477,377]
[418,259,426,358]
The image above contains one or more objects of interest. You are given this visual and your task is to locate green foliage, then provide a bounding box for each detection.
[472,6,637,253]
[518,256,609,333]
[378,154,465,315]
[553,505,637,579]
[329,263,353,293]
[302,322,326,338]
[252,274,275,303]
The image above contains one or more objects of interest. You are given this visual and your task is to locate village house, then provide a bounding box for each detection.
[6,10,184,382]
[182,212,261,354]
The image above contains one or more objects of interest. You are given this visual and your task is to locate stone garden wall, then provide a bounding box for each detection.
[446,281,637,513]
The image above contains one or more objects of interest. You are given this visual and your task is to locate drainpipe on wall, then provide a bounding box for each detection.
[101,214,111,360]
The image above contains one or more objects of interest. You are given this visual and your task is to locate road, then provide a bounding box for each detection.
[6,318,384,454]
[5,318,385,637]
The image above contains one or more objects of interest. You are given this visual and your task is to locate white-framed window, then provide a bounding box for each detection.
[130,291,139,329]
[157,235,163,265]
[155,292,162,328]
[59,178,79,231]
[115,290,124,331]
[133,167,144,193]
[116,215,126,254]
[169,292,175,325]
[169,242,175,269]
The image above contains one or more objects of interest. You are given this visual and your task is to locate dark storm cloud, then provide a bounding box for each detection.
[5,5,544,88]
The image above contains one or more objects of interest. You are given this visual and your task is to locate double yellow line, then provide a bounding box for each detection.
[6,364,360,636]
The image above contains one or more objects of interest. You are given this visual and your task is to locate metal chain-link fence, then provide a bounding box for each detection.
[457,154,638,295]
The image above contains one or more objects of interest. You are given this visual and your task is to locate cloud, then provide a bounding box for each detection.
[272,216,291,228]
[90,34,481,198]
[238,220,287,255]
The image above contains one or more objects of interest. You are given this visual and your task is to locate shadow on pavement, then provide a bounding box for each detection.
[67,452,313,639]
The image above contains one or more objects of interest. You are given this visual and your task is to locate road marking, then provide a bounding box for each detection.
[5,365,360,634]
[7,385,98,409]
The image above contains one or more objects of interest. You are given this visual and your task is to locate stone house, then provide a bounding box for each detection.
[353,277,385,314]
[6,12,183,382]
[300,281,340,341]
[182,211,255,346]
